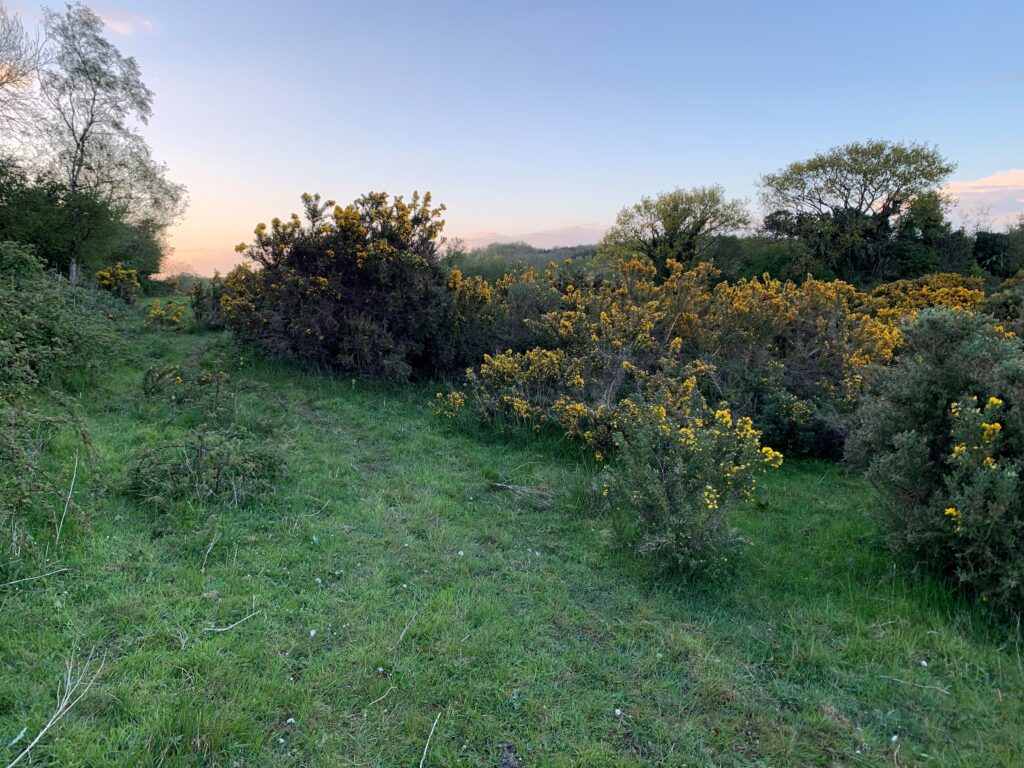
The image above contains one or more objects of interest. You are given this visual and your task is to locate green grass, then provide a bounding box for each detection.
[2,320,1023,767]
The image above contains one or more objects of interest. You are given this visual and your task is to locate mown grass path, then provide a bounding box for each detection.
[2,328,1022,766]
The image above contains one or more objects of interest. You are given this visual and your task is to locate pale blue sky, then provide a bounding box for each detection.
[12,0,1024,273]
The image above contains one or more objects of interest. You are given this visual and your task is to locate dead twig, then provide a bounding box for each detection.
[5,648,104,768]
[392,612,417,650]
[203,610,260,633]
[200,531,221,573]
[364,685,395,710]
[1,567,70,589]
[419,710,443,768]
[54,450,78,546]
[877,675,950,695]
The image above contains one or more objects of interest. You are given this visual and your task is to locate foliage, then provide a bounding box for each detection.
[598,185,750,279]
[598,393,782,579]
[446,241,597,283]
[94,261,140,304]
[0,240,121,557]
[188,273,225,330]
[458,257,905,456]
[0,4,186,283]
[145,298,186,332]
[848,308,1024,612]
[760,140,957,283]
[224,191,479,379]
[126,426,280,512]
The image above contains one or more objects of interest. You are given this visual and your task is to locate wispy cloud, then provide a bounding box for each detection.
[944,169,1024,229]
[99,9,159,36]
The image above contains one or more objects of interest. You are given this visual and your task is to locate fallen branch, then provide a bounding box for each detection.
[55,450,78,546]
[200,531,221,573]
[5,649,104,768]
[419,710,443,768]
[1,568,70,589]
[204,610,260,633]
[877,675,950,695]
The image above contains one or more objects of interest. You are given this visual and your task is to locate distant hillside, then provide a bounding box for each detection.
[446,240,598,281]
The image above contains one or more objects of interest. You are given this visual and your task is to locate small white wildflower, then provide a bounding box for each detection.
[315,577,322,585]
[309,629,317,638]
[278,737,285,744]
[919,660,928,667]
[286,717,295,724]
[458,550,464,557]
[891,734,899,742]
[614,708,622,717]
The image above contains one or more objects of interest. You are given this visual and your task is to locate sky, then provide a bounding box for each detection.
[9,0,1024,274]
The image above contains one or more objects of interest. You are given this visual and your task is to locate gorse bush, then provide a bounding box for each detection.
[188,273,226,331]
[145,298,187,332]
[598,390,783,579]
[95,262,141,304]
[223,191,477,379]
[848,309,1024,612]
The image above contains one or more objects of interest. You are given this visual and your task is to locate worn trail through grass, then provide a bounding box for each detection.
[1,328,1023,767]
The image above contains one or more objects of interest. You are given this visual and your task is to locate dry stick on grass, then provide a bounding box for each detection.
[876,675,951,695]
[1,567,69,589]
[5,649,104,768]
[391,612,418,650]
[54,450,78,546]
[363,685,396,711]
[204,610,261,633]
[200,531,221,573]
[419,710,444,768]
[488,482,556,509]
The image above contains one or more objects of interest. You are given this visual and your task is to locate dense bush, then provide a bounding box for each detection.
[145,298,186,332]
[598,390,782,578]
[126,427,280,511]
[223,191,478,379]
[128,361,281,512]
[188,273,226,330]
[95,262,141,304]
[848,309,1024,612]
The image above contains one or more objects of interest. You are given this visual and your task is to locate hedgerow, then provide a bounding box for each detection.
[0,241,122,560]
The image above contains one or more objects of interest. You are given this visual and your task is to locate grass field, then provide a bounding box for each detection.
[2,317,1023,767]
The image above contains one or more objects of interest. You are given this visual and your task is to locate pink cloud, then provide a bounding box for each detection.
[99,9,159,36]
[944,169,1024,229]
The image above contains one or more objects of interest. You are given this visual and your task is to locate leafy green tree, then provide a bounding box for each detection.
[598,185,750,279]
[760,140,956,283]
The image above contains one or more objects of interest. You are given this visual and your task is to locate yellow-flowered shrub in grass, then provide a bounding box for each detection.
[849,308,1024,612]
[145,298,186,332]
[94,262,141,305]
[459,256,899,457]
[597,382,782,579]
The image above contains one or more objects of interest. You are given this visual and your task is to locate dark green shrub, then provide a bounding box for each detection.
[188,273,225,331]
[598,394,782,580]
[0,241,122,557]
[848,308,1024,612]
[126,427,281,512]
[223,191,476,379]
